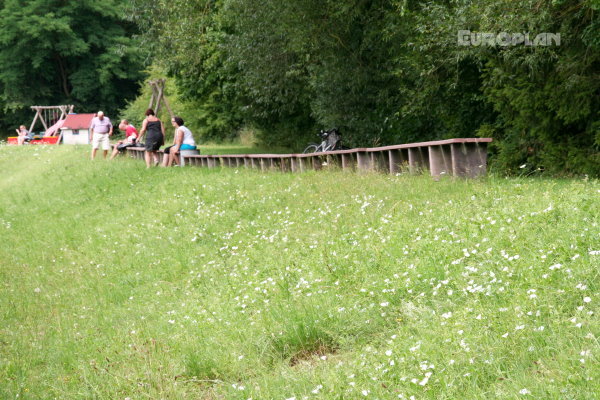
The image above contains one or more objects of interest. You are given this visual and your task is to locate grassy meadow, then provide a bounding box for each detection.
[0,145,598,399]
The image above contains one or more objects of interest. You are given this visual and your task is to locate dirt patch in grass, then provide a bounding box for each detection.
[289,343,338,367]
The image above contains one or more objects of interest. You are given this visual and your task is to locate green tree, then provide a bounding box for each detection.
[127,0,599,174]
[225,0,404,147]
[389,0,598,175]
[129,0,245,143]
[473,0,600,175]
[0,0,145,134]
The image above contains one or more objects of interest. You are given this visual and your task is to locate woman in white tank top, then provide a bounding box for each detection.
[162,116,198,167]
[179,125,196,148]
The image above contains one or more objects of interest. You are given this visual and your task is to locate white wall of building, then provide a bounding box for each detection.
[62,129,90,145]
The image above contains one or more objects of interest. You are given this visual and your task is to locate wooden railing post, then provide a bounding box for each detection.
[451,142,487,177]
[429,145,453,178]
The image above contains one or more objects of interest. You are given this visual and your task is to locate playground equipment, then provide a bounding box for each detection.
[7,105,73,144]
[29,105,74,136]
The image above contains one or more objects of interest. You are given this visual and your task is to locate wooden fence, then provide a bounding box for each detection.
[126,138,492,178]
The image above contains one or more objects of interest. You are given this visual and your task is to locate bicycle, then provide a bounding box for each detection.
[303,128,343,153]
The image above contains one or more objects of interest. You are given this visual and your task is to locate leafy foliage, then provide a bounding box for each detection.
[458,0,600,175]
[4,0,596,175]
[128,0,598,175]
[0,0,145,133]
[129,0,245,143]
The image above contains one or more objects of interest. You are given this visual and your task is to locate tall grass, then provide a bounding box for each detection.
[0,145,598,399]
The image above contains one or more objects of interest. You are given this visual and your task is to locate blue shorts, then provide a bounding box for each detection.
[164,144,197,153]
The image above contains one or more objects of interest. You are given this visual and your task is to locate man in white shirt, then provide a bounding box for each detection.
[89,111,113,160]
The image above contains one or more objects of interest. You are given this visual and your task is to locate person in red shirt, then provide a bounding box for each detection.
[110,119,139,160]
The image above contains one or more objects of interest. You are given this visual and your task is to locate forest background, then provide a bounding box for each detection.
[0,0,598,175]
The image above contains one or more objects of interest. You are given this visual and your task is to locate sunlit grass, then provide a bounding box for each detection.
[0,145,598,399]
[200,142,291,155]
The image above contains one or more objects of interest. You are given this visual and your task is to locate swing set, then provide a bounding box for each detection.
[8,105,74,145]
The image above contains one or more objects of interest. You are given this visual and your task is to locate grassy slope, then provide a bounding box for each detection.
[0,145,598,399]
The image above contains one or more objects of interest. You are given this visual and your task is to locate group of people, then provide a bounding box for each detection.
[89,108,197,167]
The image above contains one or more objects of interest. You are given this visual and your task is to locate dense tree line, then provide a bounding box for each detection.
[130,0,598,175]
[0,0,597,175]
[0,0,144,133]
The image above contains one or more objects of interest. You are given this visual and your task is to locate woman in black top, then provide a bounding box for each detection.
[138,109,165,168]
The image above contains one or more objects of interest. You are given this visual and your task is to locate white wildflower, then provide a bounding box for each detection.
[418,372,432,386]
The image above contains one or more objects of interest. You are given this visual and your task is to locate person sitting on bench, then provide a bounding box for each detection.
[109,119,138,160]
[162,116,197,167]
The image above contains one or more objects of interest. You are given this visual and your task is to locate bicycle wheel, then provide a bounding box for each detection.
[303,144,319,154]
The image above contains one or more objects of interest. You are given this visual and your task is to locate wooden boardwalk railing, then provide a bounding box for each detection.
[126,138,492,178]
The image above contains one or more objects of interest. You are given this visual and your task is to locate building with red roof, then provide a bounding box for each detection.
[60,113,95,145]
